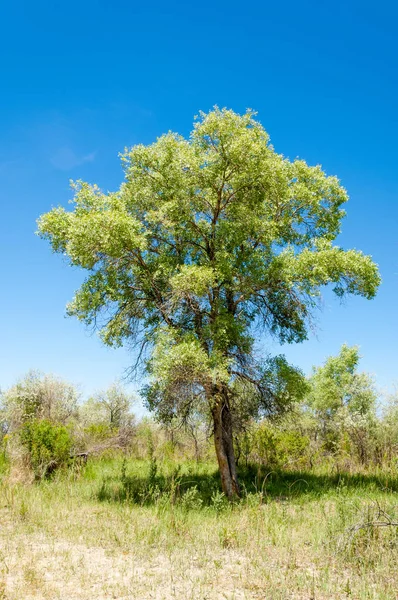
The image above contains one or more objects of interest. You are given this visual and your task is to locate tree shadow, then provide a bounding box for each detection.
[94,461,398,507]
[238,464,398,500]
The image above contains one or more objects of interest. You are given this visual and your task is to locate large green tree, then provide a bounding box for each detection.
[38,108,380,498]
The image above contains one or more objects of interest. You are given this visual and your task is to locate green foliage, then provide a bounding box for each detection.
[0,437,9,477]
[19,419,72,479]
[247,420,310,468]
[38,108,380,494]
[375,390,398,466]
[38,108,379,427]
[1,371,79,432]
[83,423,114,441]
[79,383,135,429]
[305,345,377,465]
[180,485,203,511]
[307,344,376,417]
[147,440,158,488]
[231,355,310,426]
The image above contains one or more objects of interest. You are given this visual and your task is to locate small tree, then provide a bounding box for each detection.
[19,419,72,480]
[306,345,377,464]
[80,383,135,430]
[77,383,136,453]
[1,371,79,432]
[0,372,79,480]
[38,108,380,497]
[185,412,210,463]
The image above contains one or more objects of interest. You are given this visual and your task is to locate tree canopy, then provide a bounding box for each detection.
[307,344,377,418]
[80,383,135,429]
[38,108,380,497]
[1,371,79,433]
[306,344,378,463]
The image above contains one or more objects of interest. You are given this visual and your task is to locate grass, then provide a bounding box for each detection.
[1,456,398,599]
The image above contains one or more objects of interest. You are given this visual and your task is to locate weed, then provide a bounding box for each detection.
[2,457,398,599]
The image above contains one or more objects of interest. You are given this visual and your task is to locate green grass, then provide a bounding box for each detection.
[1,456,398,599]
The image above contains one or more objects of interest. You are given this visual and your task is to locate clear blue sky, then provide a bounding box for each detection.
[1,0,397,410]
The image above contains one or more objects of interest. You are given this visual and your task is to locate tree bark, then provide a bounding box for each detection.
[211,389,240,499]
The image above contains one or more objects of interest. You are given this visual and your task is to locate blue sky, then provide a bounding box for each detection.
[1,0,397,411]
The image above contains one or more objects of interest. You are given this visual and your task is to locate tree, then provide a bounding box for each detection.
[78,383,136,454]
[38,108,380,498]
[80,383,135,429]
[306,345,377,463]
[1,371,79,433]
[0,371,79,480]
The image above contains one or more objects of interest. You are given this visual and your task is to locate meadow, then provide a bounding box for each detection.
[3,105,388,599]
[1,456,398,600]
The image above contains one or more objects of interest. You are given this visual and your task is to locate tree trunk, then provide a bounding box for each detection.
[212,390,240,500]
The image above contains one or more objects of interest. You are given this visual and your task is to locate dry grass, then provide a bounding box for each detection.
[0,458,398,599]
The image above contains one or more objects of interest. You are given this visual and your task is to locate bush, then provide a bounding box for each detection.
[83,423,114,441]
[249,421,310,468]
[0,436,9,477]
[179,485,203,511]
[1,371,79,432]
[19,419,72,480]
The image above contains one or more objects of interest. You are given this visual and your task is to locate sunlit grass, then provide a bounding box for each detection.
[1,456,398,599]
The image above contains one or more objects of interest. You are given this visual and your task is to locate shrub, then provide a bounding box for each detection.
[19,419,72,480]
[83,423,114,441]
[0,435,9,477]
[179,485,203,511]
[246,420,310,469]
[2,371,79,432]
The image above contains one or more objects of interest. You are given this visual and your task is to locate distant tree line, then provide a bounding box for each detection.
[1,345,397,483]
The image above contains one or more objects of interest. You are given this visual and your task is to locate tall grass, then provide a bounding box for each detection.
[1,455,398,599]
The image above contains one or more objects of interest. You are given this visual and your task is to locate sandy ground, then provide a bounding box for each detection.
[0,524,261,599]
